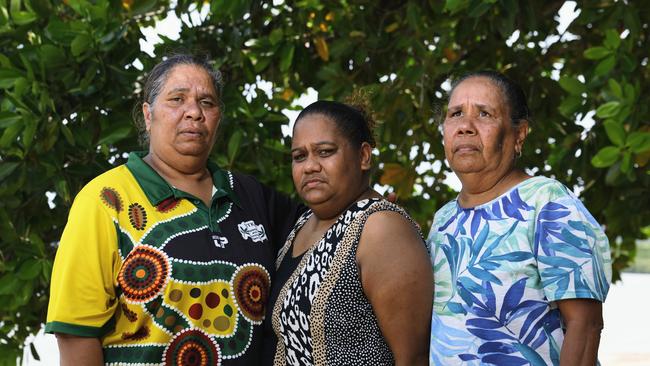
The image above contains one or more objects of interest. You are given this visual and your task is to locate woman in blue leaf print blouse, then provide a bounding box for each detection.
[428,71,611,366]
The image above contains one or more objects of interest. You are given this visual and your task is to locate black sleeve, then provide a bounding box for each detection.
[232,172,306,254]
[260,182,306,254]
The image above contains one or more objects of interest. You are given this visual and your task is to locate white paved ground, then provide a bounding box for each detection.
[23,273,650,365]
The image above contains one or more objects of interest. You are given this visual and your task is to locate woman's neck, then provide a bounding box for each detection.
[143,152,213,205]
[144,152,210,184]
[311,186,380,223]
[458,169,529,208]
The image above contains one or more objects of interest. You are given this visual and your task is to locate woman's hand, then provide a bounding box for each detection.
[557,298,604,366]
[357,211,434,366]
[56,334,104,366]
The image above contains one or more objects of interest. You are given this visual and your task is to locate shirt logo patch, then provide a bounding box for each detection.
[238,221,268,243]
[212,234,229,249]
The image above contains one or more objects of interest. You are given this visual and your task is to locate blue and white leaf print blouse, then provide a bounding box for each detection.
[428,176,612,366]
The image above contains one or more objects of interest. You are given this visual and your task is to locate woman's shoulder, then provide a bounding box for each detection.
[432,199,459,224]
[517,175,574,203]
[364,199,414,221]
[75,164,134,200]
[361,200,423,240]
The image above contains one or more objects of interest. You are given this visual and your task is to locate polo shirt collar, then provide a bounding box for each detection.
[125,151,240,207]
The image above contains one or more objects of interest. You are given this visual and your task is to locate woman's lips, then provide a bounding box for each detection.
[454,144,479,153]
[303,178,325,189]
[178,130,205,138]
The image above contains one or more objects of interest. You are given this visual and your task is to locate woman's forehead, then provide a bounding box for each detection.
[162,64,216,92]
[449,77,506,106]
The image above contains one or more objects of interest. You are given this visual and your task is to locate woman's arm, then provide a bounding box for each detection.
[56,334,104,366]
[557,298,603,366]
[357,211,434,366]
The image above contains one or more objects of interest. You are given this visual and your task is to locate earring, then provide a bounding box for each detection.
[515,148,522,159]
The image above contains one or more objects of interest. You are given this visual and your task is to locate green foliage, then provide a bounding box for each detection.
[624,240,650,273]
[1,0,649,362]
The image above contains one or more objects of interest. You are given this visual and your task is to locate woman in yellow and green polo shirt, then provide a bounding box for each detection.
[45,54,302,365]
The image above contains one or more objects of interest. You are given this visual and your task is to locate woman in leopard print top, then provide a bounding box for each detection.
[262,100,433,365]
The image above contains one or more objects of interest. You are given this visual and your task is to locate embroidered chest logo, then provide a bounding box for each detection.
[211,233,229,249]
[238,221,268,243]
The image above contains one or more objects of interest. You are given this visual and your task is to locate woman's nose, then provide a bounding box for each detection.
[184,99,203,120]
[304,155,322,172]
[455,116,477,135]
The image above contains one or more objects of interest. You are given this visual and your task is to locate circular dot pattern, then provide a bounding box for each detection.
[232,264,270,323]
[190,288,201,298]
[117,245,170,303]
[189,303,203,320]
[169,289,183,302]
[213,316,230,332]
[163,328,220,366]
[205,292,220,308]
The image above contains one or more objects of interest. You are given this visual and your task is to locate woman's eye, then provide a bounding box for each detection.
[450,110,461,117]
[200,99,216,107]
[169,97,182,103]
[318,149,334,157]
[479,110,491,117]
[292,153,305,162]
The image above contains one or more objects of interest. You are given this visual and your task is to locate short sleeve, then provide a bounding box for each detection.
[534,183,612,303]
[45,187,121,337]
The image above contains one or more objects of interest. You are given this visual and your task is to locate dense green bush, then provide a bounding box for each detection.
[0,0,648,362]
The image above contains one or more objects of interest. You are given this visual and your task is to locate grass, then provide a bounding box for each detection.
[624,240,650,273]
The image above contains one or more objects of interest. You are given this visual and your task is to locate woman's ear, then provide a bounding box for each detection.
[360,142,373,171]
[514,119,529,153]
[143,103,152,132]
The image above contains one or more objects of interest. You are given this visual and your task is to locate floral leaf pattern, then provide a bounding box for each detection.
[429,177,612,365]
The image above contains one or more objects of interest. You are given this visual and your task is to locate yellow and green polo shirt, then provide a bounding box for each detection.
[46,152,300,365]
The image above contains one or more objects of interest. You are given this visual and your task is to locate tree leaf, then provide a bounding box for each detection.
[591,146,621,168]
[279,43,294,72]
[21,117,37,150]
[71,33,92,57]
[0,121,22,148]
[0,273,20,295]
[604,29,621,50]
[627,132,650,154]
[16,259,41,280]
[620,151,632,173]
[0,67,24,88]
[595,101,620,118]
[0,161,20,181]
[269,28,283,45]
[11,11,37,25]
[97,125,132,145]
[605,161,621,185]
[603,119,626,146]
[29,343,40,361]
[44,18,83,45]
[583,46,611,60]
[608,79,623,99]
[313,36,329,61]
[227,129,243,163]
[0,111,21,128]
[444,0,469,14]
[595,55,616,76]
[60,124,75,146]
[558,76,586,95]
[558,95,582,118]
[129,0,158,15]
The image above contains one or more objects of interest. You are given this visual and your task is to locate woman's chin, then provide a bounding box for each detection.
[450,164,484,175]
[301,194,329,208]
